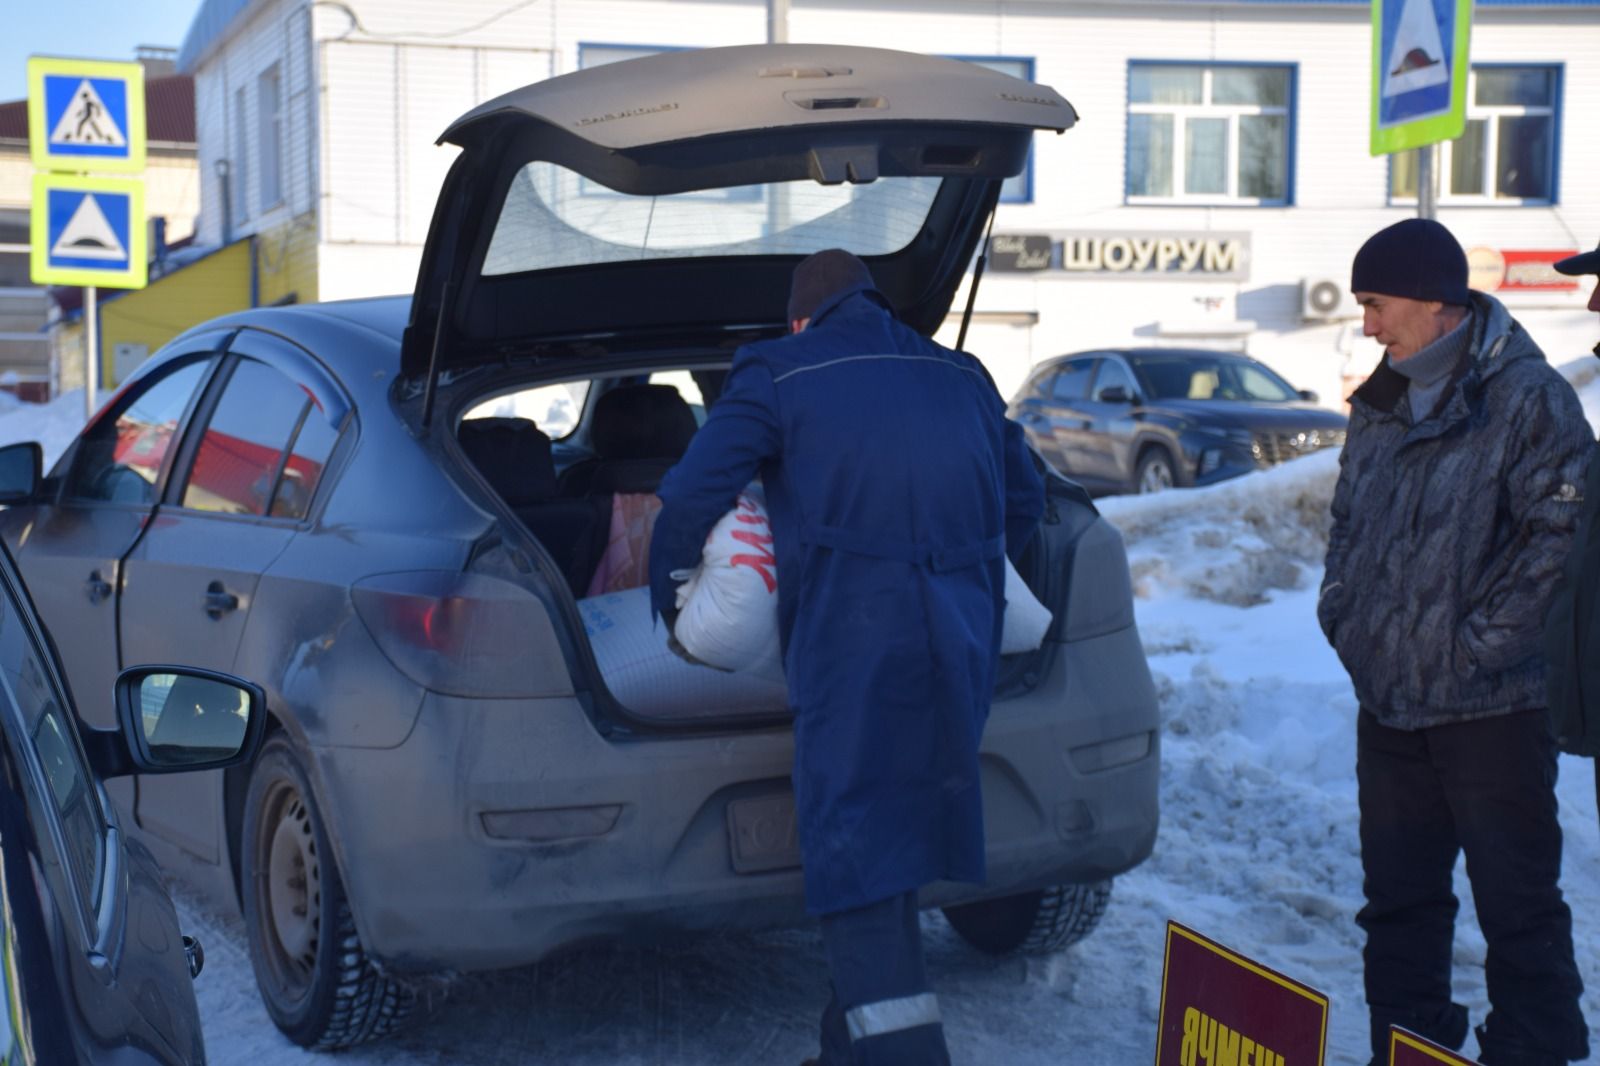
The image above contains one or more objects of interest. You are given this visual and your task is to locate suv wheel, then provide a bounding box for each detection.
[1135,448,1175,494]
[243,735,414,1047]
[941,880,1112,956]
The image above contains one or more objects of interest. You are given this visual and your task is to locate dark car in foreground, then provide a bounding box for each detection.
[0,453,265,1064]
[1009,347,1348,494]
[0,44,1160,1050]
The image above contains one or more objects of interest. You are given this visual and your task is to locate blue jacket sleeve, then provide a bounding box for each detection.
[649,352,783,622]
[1003,416,1045,563]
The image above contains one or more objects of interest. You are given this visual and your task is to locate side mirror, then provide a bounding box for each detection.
[0,442,41,504]
[111,666,267,774]
[1297,389,1319,403]
[1097,385,1134,404]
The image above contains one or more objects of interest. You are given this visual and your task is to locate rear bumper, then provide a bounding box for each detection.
[313,622,1160,974]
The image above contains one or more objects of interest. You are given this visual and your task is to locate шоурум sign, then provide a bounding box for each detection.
[986,231,1251,281]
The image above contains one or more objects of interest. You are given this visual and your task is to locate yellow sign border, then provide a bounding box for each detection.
[1390,1027,1479,1065]
[30,173,148,290]
[27,56,148,174]
[1155,920,1331,1066]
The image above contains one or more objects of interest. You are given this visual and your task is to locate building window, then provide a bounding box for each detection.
[232,87,249,226]
[1125,62,1293,206]
[0,209,30,288]
[1389,66,1559,205]
[258,64,283,211]
[951,56,1035,204]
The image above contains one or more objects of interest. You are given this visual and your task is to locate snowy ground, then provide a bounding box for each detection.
[4,376,1599,1064]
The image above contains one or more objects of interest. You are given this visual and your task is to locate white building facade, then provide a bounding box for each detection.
[179,0,1600,406]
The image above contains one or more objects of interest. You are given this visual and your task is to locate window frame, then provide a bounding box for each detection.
[61,354,220,507]
[1386,63,1563,208]
[165,337,352,526]
[944,54,1037,204]
[257,63,284,212]
[232,85,250,226]
[1124,59,1298,208]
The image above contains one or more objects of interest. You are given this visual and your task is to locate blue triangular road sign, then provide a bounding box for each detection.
[46,188,131,270]
[42,73,131,160]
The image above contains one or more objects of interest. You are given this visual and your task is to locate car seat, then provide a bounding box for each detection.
[457,417,608,596]
[560,384,699,497]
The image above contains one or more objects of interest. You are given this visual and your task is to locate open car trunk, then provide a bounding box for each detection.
[446,364,1112,732]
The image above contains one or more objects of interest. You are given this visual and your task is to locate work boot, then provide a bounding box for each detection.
[1475,1022,1572,1066]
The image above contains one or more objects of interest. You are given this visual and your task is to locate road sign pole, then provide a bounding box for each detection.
[1417,144,1437,220]
[84,285,96,419]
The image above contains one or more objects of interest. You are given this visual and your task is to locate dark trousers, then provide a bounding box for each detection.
[1356,709,1588,1065]
[816,891,950,1066]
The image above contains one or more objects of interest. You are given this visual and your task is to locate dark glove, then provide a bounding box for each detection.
[666,629,732,672]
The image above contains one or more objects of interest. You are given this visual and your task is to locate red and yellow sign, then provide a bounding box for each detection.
[1155,921,1329,1066]
[1466,247,1580,292]
[1389,1027,1480,1065]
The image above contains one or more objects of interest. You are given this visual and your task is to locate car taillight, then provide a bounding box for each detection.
[351,571,570,699]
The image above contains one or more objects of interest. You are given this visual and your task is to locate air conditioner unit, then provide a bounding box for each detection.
[1301,277,1357,321]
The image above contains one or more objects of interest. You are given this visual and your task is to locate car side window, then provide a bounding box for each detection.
[182,358,326,517]
[270,404,339,521]
[1050,360,1096,402]
[66,359,213,504]
[1092,359,1138,401]
[0,573,107,924]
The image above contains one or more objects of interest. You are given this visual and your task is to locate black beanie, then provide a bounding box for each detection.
[1350,218,1470,306]
[787,249,875,323]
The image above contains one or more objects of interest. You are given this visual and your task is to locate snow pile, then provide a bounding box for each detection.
[0,388,89,471]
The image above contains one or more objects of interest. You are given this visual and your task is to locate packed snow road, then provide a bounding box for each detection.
[3,388,1597,1063]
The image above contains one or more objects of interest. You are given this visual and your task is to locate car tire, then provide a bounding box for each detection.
[1135,448,1176,495]
[941,880,1112,956]
[242,735,414,1048]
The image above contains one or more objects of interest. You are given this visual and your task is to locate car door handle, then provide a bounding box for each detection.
[85,570,112,604]
[204,581,239,620]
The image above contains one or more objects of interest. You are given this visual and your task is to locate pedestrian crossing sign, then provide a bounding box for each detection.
[1370,0,1473,155]
[30,174,147,289]
[27,56,147,173]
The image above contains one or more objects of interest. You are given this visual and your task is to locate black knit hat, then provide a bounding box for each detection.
[787,249,875,324]
[1350,218,1470,306]
[1555,240,1600,277]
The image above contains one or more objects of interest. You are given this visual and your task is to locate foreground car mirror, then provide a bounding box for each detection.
[0,442,41,504]
[1097,385,1135,404]
[110,666,267,774]
[1297,388,1319,404]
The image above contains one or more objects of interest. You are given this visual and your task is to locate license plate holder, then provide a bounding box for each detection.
[726,793,801,874]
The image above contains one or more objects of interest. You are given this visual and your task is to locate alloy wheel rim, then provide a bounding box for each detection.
[1140,460,1173,493]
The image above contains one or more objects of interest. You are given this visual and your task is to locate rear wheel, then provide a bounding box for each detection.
[1135,448,1176,494]
[242,735,414,1048]
[942,880,1112,956]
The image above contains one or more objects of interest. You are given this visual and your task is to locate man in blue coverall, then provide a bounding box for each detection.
[649,249,1045,1065]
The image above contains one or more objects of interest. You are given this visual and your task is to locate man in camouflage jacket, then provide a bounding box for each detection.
[1319,219,1589,1066]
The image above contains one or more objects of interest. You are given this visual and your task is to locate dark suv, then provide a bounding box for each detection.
[1009,347,1349,494]
[0,45,1160,1050]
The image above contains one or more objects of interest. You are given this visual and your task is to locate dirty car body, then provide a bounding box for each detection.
[0,45,1160,1048]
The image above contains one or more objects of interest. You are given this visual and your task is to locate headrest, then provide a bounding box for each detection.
[591,385,698,462]
[457,416,558,505]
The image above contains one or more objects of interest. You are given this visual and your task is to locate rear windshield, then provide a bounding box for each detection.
[482,162,941,276]
[1132,356,1298,403]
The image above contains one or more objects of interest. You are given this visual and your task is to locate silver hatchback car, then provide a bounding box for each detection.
[0,45,1159,1049]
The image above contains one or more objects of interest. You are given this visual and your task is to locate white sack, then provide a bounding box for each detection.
[580,587,789,718]
[671,488,780,674]
[1001,557,1053,654]
[673,490,1054,667]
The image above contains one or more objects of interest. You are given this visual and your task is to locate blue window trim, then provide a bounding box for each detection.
[1383,62,1564,208]
[1124,58,1299,208]
[944,54,1037,204]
